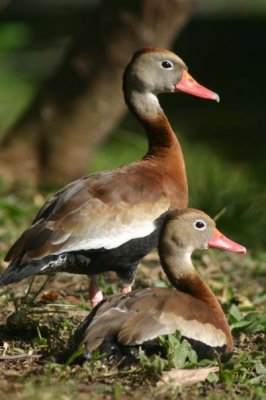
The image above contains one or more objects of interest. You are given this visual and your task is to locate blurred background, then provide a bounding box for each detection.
[0,0,265,248]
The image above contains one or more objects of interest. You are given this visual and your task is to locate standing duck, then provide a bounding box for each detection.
[0,49,219,307]
[75,209,246,360]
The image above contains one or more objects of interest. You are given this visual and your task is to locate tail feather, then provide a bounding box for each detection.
[0,254,65,286]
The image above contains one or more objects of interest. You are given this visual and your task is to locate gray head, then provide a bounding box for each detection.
[123,48,219,101]
[159,208,246,258]
[123,48,187,95]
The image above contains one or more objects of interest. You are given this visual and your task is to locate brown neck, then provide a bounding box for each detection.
[142,114,180,157]
[124,90,188,207]
[159,252,233,350]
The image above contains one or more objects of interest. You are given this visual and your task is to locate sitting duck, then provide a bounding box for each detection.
[75,209,246,360]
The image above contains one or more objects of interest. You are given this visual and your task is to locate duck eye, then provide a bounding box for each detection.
[161,60,173,70]
[194,220,206,230]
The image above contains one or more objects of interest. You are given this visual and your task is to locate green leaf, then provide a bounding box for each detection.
[230,320,253,332]
[172,339,198,368]
[255,360,266,375]
[206,371,219,383]
[244,313,266,334]
[228,304,243,322]
[247,376,265,385]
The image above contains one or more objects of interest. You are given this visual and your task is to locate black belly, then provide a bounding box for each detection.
[0,215,166,286]
[64,225,161,284]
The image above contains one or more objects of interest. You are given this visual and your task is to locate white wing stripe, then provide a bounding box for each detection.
[53,221,156,253]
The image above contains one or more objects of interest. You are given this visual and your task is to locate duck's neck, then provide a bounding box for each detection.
[160,248,232,348]
[125,90,184,160]
[125,90,188,208]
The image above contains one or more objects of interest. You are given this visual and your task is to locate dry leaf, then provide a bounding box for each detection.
[42,290,59,302]
[157,366,219,387]
[64,295,83,306]
[0,260,9,270]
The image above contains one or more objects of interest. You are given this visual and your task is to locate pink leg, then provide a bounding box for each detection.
[89,276,103,308]
[121,285,132,294]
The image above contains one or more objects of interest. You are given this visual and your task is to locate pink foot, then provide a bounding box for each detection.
[89,276,103,308]
[121,285,132,295]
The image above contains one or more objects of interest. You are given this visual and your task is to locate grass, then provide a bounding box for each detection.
[0,142,265,398]
[0,249,265,399]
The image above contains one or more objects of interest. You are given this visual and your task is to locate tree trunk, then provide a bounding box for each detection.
[0,0,196,188]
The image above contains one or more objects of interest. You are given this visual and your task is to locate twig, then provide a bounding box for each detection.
[24,276,36,303]
[0,353,42,360]
[213,207,227,222]
[28,274,58,305]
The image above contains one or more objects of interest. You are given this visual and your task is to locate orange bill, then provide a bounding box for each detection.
[175,70,220,102]
[208,228,246,253]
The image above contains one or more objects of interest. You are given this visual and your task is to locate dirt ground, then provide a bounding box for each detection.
[0,251,265,400]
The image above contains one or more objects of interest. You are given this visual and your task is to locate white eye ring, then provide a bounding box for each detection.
[193,219,207,230]
[161,60,174,70]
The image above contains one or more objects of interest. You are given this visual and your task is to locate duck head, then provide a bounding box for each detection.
[159,208,246,257]
[123,48,219,101]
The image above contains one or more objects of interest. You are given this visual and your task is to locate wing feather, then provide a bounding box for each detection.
[77,288,227,351]
[6,165,170,261]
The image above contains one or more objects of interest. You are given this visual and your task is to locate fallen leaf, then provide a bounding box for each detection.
[157,366,219,387]
[0,260,9,270]
[64,295,83,306]
[42,290,59,302]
